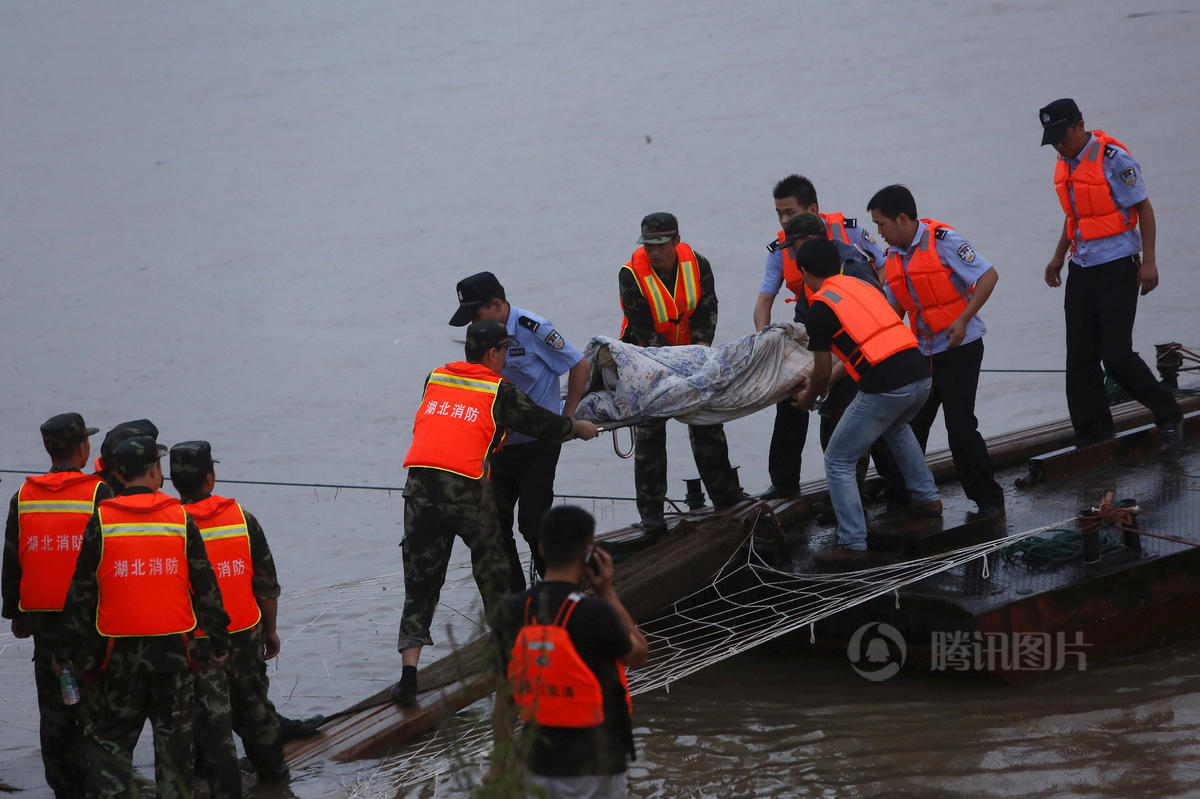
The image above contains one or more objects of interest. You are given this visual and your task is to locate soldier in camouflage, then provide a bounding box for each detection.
[618,212,746,532]
[394,320,598,706]
[1,413,113,799]
[93,418,160,495]
[171,440,289,796]
[58,434,231,799]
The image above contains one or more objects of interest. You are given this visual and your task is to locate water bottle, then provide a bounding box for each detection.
[60,666,80,706]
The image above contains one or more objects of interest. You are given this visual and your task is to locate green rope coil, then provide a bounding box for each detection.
[1004,526,1124,563]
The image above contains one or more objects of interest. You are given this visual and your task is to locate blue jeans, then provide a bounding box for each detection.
[824,377,939,550]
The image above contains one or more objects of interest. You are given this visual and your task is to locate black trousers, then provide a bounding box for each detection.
[910,337,1005,510]
[768,399,808,491]
[490,440,561,592]
[1065,257,1181,444]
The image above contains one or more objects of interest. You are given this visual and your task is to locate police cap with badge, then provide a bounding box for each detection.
[450,271,505,327]
[1039,98,1082,146]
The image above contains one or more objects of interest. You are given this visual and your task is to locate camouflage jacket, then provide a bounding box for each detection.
[618,249,719,347]
[58,486,231,674]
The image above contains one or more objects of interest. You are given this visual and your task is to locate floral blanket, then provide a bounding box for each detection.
[575,323,812,427]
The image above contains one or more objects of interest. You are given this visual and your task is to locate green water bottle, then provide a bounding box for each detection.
[60,665,80,706]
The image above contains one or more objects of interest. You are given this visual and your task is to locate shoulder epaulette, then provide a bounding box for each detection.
[934,228,948,240]
[1104,146,1118,159]
[844,217,857,229]
[518,315,540,333]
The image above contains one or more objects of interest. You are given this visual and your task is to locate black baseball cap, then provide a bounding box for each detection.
[449,271,504,327]
[40,413,99,451]
[637,212,679,245]
[1039,98,1082,146]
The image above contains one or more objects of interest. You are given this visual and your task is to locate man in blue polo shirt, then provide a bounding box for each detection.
[868,184,1005,518]
[1038,98,1182,448]
[450,272,591,589]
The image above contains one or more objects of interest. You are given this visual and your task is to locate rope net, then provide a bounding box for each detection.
[353,516,1072,796]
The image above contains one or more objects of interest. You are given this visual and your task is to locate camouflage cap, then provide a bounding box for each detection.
[637,212,679,245]
[169,440,220,479]
[100,419,160,464]
[40,412,99,451]
[781,213,828,247]
[465,320,515,355]
[112,435,168,478]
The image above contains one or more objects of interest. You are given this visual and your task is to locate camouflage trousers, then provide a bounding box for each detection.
[31,633,87,799]
[398,491,508,651]
[82,667,195,799]
[195,629,289,788]
[633,419,739,520]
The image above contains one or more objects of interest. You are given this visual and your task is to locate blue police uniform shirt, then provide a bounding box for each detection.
[759,215,884,298]
[882,220,991,356]
[501,303,583,445]
[1060,132,1148,267]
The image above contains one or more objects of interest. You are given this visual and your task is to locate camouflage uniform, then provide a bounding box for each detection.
[188,500,288,792]
[2,466,114,799]
[58,484,231,799]
[618,245,741,520]
[399,379,575,650]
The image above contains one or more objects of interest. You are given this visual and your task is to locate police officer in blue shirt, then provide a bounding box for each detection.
[868,184,1005,517]
[1039,98,1182,448]
[753,174,886,500]
[450,272,591,588]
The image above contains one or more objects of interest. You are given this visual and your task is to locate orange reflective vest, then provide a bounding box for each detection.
[95,492,196,637]
[811,274,919,382]
[403,362,505,479]
[185,496,261,635]
[618,243,702,345]
[1054,130,1138,249]
[16,471,105,612]
[508,592,633,728]
[884,219,971,337]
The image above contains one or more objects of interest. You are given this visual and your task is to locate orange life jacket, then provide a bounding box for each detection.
[402,362,505,479]
[820,212,851,244]
[16,471,105,612]
[1054,130,1139,249]
[884,219,971,337]
[618,243,702,345]
[810,273,919,382]
[778,213,853,301]
[508,592,633,728]
[95,492,197,637]
[185,496,261,636]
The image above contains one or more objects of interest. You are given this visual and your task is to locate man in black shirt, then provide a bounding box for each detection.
[791,239,941,567]
[492,506,648,798]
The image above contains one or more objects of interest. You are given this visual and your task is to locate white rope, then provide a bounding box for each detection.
[355,516,1075,795]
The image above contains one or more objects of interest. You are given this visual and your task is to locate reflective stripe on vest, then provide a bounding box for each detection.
[884,219,971,338]
[618,242,702,345]
[402,361,504,479]
[96,492,196,637]
[508,592,633,728]
[185,496,261,635]
[812,273,918,382]
[16,472,104,612]
[1054,130,1138,249]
